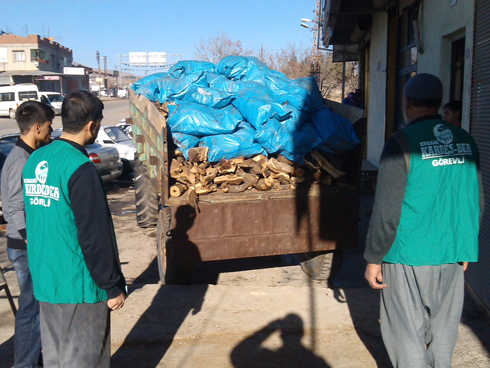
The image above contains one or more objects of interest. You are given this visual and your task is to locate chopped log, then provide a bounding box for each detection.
[216,158,237,174]
[294,167,306,178]
[201,168,218,186]
[228,182,252,193]
[170,183,187,197]
[198,161,210,170]
[262,168,272,178]
[264,176,274,187]
[176,156,185,164]
[175,150,184,158]
[188,147,209,164]
[214,175,243,185]
[221,183,229,193]
[279,184,290,191]
[312,169,322,182]
[272,179,281,190]
[267,158,295,175]
[321,175,334,187]
[255,178,271,191]
[230,156,245,165]
[252,154,267,166]
[192,164,206,176]
[277,155,295,166]
[270,172,291,184]
[195,183,213,195]
[312,151,346,179]
[304,158,319,172]
[181,167,196,185]
[242,173,259,186]
[291,176,305,184]
[170,159,182,178]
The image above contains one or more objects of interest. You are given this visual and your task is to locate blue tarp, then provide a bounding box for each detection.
[132,57,360,163]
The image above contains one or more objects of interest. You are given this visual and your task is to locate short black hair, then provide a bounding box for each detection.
[444,100,462,114]
[16,101,54,135]
[406,96,442,109]
[62,90,104,134]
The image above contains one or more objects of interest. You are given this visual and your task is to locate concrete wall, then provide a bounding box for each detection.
[366,12,389,167]
[418,0,474,131]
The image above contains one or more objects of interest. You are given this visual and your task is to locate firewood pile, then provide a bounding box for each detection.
[168,147,348,198]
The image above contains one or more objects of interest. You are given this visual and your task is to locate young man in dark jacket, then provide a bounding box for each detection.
[23,90,126,367]
[1,101,53,368]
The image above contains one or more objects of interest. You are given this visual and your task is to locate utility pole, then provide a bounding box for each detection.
[117,54,123,87]
[103,56,108,89]
[96,51,101,94]
[310,0,322,80]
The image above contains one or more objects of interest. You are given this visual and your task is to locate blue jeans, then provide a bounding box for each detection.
[7,247,42,368]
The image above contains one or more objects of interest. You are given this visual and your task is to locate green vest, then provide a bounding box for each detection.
[23,140,108,303]
[384,119,480,266]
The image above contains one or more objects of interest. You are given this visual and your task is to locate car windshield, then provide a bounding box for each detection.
[48,94,64,102]
[104,127,131,142]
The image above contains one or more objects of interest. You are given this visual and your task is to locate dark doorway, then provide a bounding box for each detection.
[450,37,465,102]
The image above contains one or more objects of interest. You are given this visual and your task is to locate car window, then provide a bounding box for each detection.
[104,127,131,143]
[48,94,64,102]
[19,91,38,101]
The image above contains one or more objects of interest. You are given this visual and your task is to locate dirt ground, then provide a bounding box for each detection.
[1,184,490,367]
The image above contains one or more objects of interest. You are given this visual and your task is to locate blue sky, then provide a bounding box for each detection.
[4,0,316,74]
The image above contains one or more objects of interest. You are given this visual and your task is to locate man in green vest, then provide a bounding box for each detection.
[364,73,483,367]
[23,90,126,367]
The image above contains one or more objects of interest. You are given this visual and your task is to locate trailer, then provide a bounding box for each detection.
[128,89,365,284]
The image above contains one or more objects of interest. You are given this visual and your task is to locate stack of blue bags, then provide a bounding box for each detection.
[131,56,360,164]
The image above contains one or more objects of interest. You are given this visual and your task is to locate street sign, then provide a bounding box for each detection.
[129,52,147,65]
[148,52,166,65]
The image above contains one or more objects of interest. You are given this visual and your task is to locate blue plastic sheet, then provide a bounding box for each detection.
[216,56,273,82]
[168,60,215,78]
[254,119,322,163]
[131,72,169,93]
[171,133,200,159]
[180,86,234,109]
[312,106,360,153]
[231,86,291,129]
[265,75,323,113]
[154,72,207,103]
[167,101,242,137]
[199,122,265,162]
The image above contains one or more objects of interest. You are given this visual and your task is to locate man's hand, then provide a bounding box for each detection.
[107,292,126,311]
[365,263,387,289]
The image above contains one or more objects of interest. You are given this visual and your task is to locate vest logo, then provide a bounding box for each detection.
[433,124,453,145]
[35,161,49,184]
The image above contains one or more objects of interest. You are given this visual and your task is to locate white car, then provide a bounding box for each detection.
[40,92,64,115]
[96,125,137,173]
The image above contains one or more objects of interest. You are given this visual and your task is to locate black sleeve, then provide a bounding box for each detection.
[68,162,125,299]
[363,134,408,264]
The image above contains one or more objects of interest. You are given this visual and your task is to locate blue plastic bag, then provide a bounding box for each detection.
[265,75,323,113]
[180,86,234,109]
[168,60,216,78]
[217,56,273,82]
[231,86,291,130]
[312,106,360,153]
[208,73,264,94]
[167,101,242,137]
[131,72,169,92]
[171,132,200,159]
[199,122,265,162]
[153,72,207,103]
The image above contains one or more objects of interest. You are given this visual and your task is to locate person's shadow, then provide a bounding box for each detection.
[111,205,209,368]
[230,314,330,368]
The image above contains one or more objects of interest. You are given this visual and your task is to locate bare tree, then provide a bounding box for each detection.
[194,30,253,64]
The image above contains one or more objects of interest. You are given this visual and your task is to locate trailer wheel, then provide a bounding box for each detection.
[134,158,159,228]
[298,250,343,281]
[9,109,15,119]
[156,208,193,284]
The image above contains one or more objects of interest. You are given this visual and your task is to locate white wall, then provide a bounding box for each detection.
[417,0,474,131]
[367,12,389,167]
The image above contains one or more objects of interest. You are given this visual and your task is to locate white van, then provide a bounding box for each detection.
[39,92,64,115]
[0,84,40,119]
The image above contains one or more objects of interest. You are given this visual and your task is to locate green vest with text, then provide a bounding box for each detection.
[383,119,480,266]
[23,140,108,303]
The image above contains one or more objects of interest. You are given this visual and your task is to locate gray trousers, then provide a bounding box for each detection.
[40,301,110,368]
[380,263,464,368]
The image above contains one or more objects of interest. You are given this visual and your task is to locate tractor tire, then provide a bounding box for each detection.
[298,250,343,281]
[156,207,193,284]
[134,158,159,228]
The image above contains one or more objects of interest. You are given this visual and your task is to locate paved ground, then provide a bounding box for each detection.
[1,185,489,367]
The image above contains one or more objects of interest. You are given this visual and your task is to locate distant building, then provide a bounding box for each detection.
[0,33,88,93]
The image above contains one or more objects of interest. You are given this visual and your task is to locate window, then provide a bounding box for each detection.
[0,92,14,102]
[104,127,131,143]
[31,49,39,62]
[18,91,38,101]
[13,51,26,62]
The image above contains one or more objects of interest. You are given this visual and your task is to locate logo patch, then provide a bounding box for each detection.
[433,124,453,145]
[35,161,48,184]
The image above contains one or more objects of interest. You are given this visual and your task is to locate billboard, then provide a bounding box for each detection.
[148,52,166,65]
[129,52,147,65]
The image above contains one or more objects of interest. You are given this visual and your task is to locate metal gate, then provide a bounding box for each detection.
[468,0,490,312]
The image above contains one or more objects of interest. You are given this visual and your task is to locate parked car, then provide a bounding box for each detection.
[0,140,15,176]
[117,119,133,138]
[40,92,64,115]
[95,125,137,173]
